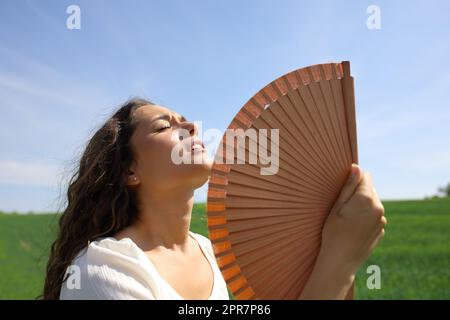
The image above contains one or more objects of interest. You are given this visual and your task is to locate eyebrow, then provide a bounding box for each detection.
[149,113,186,124]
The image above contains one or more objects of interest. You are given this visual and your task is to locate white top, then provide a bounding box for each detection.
[59,231,230,300]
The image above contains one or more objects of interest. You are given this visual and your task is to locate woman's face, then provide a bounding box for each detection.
[127,104,212,192]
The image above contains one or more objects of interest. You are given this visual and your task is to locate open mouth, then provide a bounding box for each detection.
[191,141,205,153]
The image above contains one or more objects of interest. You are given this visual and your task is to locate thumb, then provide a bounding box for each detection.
[330,164,362,215]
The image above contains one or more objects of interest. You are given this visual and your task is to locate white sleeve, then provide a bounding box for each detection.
[193,233,216,259]
[60,244,157,300]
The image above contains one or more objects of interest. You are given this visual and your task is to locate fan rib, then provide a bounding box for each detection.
[341,61,358,164]
[272,94,338,179]
[258,88,336,185]
[222,133,334,194]
[315,75,350,173]
[206,61,358,300]
[307,68,348,175]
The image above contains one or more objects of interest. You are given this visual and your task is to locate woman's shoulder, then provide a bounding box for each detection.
[189,231,211,243]
[188,231,215,256]
[189,231,230,300]
[59,237,158,299]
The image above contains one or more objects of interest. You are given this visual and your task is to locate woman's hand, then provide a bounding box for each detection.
[299,164,387,299]
[320,163,387,274]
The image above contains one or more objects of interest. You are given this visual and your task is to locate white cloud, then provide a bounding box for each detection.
[0,73,80,108]
[0,44,62,79]
[403,149,450,174]
[358,71,450,142]
[0,160,62,187]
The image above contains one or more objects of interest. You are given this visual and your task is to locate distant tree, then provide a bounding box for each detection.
[438,183,450,197]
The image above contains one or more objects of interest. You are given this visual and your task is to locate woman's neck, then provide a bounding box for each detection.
[122,187,195,252]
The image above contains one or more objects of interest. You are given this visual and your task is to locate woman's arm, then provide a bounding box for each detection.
[299,164,387,299]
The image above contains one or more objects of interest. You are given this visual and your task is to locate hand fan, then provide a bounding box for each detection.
[206,61,358,300]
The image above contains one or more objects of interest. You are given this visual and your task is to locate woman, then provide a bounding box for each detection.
[43,98,386,300]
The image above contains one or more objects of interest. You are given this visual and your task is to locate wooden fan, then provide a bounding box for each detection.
[206,61,358,300]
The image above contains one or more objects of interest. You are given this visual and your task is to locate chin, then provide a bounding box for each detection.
[170,156,213,190]
[190,160,213,189]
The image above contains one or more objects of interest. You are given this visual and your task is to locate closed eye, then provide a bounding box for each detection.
[156,125,171,132]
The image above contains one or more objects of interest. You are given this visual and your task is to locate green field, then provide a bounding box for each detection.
[0,199,449,299]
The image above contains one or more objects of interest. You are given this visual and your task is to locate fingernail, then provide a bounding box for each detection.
[351,164,359,178]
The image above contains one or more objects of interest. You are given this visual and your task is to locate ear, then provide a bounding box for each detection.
[126,162,140,186]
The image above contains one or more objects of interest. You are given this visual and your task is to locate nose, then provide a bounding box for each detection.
[179,121,198,140]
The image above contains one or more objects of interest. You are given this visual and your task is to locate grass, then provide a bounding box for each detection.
[0,213,57,299]
[0,199,449,299]
[355,197,450,299]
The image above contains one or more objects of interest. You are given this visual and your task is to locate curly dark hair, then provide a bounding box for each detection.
[42,98,154,299]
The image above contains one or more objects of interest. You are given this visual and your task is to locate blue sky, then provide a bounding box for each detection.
[1,0,450,212]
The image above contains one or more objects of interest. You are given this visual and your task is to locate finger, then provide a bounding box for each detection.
[346,171,377,212]
[371,217,387,241]
[375,228,386,244]
[331,164,363,214]
[372,182,377,196]
[380,215,388,227]
[368,228,385,253]
[371,185,384,208]
[368,224,386,251]
[356,171,374,198]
